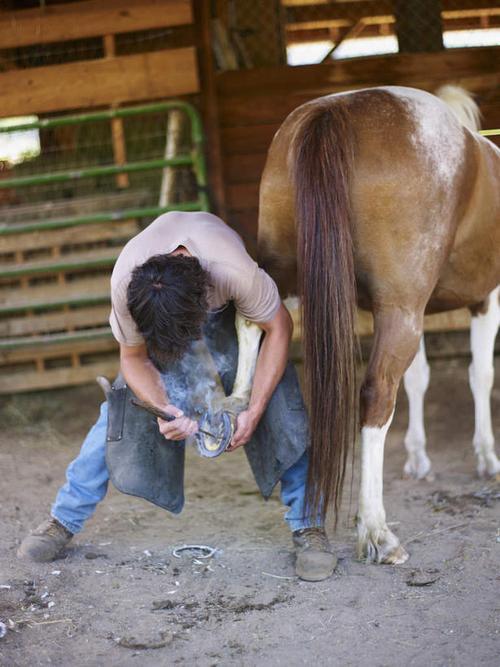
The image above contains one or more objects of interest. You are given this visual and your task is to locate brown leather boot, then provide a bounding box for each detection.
[293,527,337,581]
[17,518,73,562]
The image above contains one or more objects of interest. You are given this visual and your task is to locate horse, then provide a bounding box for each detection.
[256,84,500,564]
[402,87,500,483]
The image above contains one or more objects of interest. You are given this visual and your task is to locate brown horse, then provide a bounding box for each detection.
[257,85,500,564]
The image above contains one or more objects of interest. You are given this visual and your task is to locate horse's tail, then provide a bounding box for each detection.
[292,101,357,523]
[435,85,481,132]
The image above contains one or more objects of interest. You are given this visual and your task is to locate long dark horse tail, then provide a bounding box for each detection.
[293,100,357,523]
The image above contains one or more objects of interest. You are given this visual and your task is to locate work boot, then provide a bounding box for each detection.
[293,527,337,582]
[17,518,73,562]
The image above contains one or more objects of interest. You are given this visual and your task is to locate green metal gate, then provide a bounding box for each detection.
[0,101,209,392]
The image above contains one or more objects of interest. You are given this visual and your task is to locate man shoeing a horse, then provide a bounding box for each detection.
[17,210,336,582]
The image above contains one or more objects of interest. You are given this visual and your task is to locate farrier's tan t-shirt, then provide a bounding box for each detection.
[109,211,281,346]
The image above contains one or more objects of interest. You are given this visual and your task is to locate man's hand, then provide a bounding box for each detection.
[158,405,199,441]
[226,408,260,452]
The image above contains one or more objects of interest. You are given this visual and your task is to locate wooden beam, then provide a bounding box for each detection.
[193,0,227,218]
[0,47,199,118]
[286,0,496,27]
[0,332,116,364]
[0,219,138,253]
[0,0,193,49]
[0,360,120,394]
[286,14,500,43]
[0,305,111,337]
[0,276,111,313]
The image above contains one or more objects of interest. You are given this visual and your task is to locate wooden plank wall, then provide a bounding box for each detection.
[0,0,198,118]
[217,46,500,251]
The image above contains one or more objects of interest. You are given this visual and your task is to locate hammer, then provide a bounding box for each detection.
[130,397,217,439]
[96,376,218,440]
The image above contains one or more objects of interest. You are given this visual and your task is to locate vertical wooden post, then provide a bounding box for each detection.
[103,34,129,189]
[193,0,227,219]
[159,109,185,206]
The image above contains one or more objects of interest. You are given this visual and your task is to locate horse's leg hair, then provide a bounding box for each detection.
[403,336,432,480]
[358,307,423,564]
[469,285,500,477]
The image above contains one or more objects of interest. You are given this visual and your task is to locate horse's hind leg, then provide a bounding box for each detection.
[469,286,500,477]
[403,337,432,480]
[358,307,423,564]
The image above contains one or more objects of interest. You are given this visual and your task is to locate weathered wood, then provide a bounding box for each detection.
[0,277,110,314]
[1,190,150,226]
[0,360,120,394]
[0,220,138,254]
[0,0,193,49]
[0,48,199,118]
[0,305,111,337]
[0,331,116,364]
[0,247,120,279]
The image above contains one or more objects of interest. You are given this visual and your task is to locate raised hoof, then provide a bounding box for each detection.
[196,410,235,458]
[358,526,409,565]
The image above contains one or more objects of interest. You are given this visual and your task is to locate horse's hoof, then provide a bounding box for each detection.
[358,525,409,565]
[196,410,234,458]
[403,453,432,481]
[381,543,409,565]
[476,456,500,479]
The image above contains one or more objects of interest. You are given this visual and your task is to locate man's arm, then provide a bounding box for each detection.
[119,343,198,441]
[228,302,293,450]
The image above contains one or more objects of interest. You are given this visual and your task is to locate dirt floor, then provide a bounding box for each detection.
[0,357,499,667]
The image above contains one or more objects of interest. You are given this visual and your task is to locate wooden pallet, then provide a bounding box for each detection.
[0,192,147,392]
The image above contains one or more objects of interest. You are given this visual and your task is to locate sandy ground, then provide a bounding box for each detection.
[0,357,499,667]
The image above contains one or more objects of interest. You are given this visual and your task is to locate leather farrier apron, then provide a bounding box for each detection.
[104,304,309,513]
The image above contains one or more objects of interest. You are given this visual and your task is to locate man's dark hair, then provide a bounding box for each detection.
[127,253,209,369]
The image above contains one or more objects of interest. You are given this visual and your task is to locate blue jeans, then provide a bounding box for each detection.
[52,401,320,535]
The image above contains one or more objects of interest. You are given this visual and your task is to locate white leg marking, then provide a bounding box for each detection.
[469,286,500,477]
[357,412,409,564]
[226,313,262,409]
[403,337,432,479]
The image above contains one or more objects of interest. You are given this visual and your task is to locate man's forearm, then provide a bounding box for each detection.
[120,353,169,409]
[247,318,291,420]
